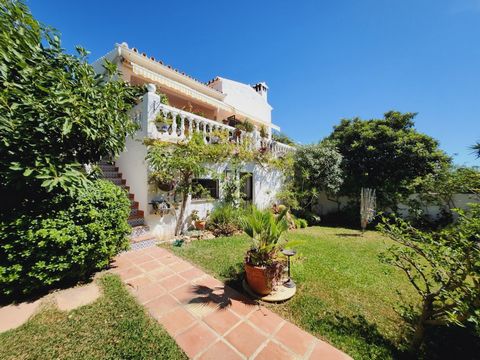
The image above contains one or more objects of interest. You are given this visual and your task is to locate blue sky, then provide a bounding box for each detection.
[28,0,480,165]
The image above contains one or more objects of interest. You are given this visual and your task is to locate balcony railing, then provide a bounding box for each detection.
[140,100,295,157]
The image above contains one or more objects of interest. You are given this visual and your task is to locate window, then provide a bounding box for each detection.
[240,172,253,201]
[192,179,219,200]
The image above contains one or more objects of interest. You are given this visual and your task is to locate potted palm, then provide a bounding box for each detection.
[241,208,289,295]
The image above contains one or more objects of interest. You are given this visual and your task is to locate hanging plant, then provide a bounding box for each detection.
[155,112,173,133]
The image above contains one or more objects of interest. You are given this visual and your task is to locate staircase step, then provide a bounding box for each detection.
[130,201,139,209]
[102,171,121,178]
[108,178,126,185]
[128,214,145,227]
[99,165,118,172]
[130,208,144,217]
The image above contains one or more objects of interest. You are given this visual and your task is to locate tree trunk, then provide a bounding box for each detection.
[175,191,189,236]
[409,297,433,355]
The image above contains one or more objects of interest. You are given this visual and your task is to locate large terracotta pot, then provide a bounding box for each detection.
[244,263,273,295]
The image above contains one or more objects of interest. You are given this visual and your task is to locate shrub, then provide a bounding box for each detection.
[295,218,308,228]
[0,180,131,296]
[207,204,244,237]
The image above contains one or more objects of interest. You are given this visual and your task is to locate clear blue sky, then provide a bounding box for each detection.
[28,0,480,165]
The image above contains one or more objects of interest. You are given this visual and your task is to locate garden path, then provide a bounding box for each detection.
[111,246,351,360]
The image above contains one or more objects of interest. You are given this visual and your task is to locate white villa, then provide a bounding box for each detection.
[93,43,294,240]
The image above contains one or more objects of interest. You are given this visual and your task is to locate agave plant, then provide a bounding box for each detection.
[241,207,289,267]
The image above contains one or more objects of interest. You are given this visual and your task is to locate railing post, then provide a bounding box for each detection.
[144,83,160,137]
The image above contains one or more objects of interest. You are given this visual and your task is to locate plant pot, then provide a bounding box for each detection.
[155,122,170,133]
[244,263,273,295]
[156,180,175,192]
[194,220,206,230]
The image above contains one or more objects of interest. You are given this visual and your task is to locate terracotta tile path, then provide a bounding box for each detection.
[111,246,351,360]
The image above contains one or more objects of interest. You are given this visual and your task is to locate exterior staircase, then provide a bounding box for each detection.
[99,161,156,249]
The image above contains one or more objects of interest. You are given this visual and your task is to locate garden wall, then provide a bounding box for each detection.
[315,192,479,219]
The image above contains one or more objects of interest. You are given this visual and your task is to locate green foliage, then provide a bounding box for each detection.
[146,132,234,235]
[0,0,140,209]
[272,131,296,146]
[242,207,289,266]
[378,205,480,353]
[0,180,131,296]
[406,166,480,228]
[328,111,451,209]
[472,142,480,158]
[206,203,245,237]
[285,141,343,214]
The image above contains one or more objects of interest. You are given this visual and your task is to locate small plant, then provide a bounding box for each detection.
[154,112,173,132]
[259,125,268,139]
[206,203,243,237]
[190,210,200,221]
[243,120,255,133]
[242,207,289,295]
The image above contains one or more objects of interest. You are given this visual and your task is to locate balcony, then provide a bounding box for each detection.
[133,96,295,157]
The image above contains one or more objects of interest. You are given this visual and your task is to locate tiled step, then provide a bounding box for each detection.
[129,208,144,217]
[107,178,126,185]
[102,171,121,178]
[99,165,118,172]
[128,214,145,227]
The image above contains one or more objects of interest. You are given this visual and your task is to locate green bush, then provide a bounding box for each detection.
[295,218,309,228]
[207,204,245,237]
[0,180,131,296]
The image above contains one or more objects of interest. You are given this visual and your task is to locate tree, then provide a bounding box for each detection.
[327,111,451,210]
[286,141,343,217]
[472,142,480,158]
[145,133,234,235]
[378,205,480,354]
[406,166,480,227]
[0,0,140,213]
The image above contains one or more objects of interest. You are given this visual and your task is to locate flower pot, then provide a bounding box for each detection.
[155,122,170,133]
[194,220,206,230]
[244,263,273,295]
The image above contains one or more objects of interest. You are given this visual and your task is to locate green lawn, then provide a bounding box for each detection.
[167,226,478,359]
[0,274,186,360]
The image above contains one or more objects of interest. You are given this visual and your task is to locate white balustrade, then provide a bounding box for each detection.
[143,100,295,157]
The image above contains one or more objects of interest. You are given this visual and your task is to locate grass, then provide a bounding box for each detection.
[0,274,187,360]
[167,226,479,360]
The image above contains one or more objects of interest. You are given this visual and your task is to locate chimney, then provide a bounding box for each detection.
[253,82,268,101]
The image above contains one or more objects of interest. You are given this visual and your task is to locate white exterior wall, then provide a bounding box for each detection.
[144,162,285,240]
[210,78,272,125]
[116,137,148,213]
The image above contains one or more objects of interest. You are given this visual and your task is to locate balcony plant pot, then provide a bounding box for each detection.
[156,180,175,192]
[156,122,170,133]
[244,262,276,295]
[194,220,206,230]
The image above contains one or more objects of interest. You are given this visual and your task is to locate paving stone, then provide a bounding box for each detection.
[309,341,352,359]
[175,322,218,358]
[274,322,315,357]
[145,294,179,319]
[203,309,241,335]
[248,307,284,334]
[158,274,188,291]
[55,283,101,311]
[225,321,267,357]
[0,299,42,333]
[198,340,243,360]
[254,340,296,360]
[134,282,166,304]
[158,307,196,336]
